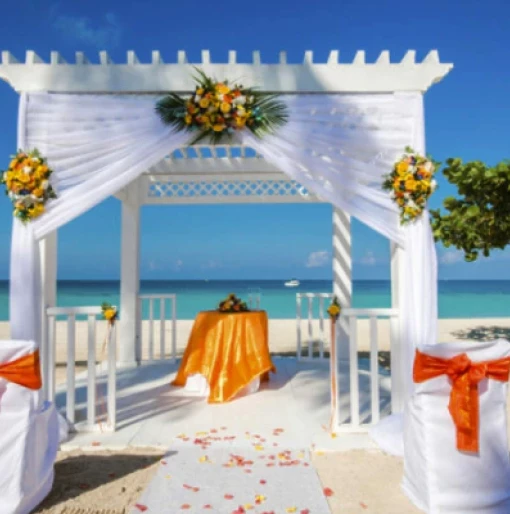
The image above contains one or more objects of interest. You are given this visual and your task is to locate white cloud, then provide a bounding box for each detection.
[52,11,122,48]
[440,250,464,265]
[306,250,330,268]
[361,251,377,266]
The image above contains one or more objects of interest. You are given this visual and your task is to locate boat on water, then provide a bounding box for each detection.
[284,278,300,287]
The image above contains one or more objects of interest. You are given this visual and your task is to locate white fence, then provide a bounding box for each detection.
[44,306,117,432]
[296,292,400,430]
[137,294,177,361]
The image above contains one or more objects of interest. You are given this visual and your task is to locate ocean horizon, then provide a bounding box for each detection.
[0,279,509,321]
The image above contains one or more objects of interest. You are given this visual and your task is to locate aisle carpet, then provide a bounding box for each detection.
[130,426,332,514]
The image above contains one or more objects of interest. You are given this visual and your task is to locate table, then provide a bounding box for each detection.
[172,310,276,403]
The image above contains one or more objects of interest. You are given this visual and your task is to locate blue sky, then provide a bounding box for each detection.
[0,0,509,280]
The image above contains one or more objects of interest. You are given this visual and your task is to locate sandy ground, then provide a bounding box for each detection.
[32,448,420,514]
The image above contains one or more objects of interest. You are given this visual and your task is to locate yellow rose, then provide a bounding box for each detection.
[213,124,225,132]
[184,114,192,125]
[404,179,417,191]
[235,117,246,127]
[104,308,117,321]
[18,174,30,184]
[29,203,45,219]
[327,304,341,317]
[220,102,231,113]
[32,188,44,198]
[199,98,210,109]
[196,88,204,95]
[9,158,19,170]
[396,161,409,175]
[216,83,230,94]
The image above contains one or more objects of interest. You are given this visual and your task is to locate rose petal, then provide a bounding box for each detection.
[134,504,148,512]
[324,487,334,497]
[224,494,234,500]
[360,502,368,509]
[259,479,267,485]
[203,505,213,509]
[181,505,191,510]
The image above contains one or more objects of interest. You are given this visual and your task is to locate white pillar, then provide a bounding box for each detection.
[119,187,140,367]
[39,230,57,401]
[332,208,351,361]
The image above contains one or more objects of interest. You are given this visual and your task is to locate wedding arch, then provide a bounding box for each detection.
[0,48,453,440]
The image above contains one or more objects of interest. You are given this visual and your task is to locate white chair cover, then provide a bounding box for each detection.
[403,340,510,514]
[0,340,59,514]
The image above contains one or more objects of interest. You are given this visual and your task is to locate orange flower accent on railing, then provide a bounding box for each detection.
[413,350,510,453]
[0,349,42,390]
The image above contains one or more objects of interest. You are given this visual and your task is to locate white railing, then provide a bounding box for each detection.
[296,293,333,360]
[296,292,400,431]
[44,306,117,432]
[137,294,177,361]
[338,307,399,430]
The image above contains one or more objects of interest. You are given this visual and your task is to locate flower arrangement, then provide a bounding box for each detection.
[218,293,249,313]
[327,296,341,321]
[1,149,57,222]
[382,147,438,224]
[101,302,118,325]
[156,67,288,145]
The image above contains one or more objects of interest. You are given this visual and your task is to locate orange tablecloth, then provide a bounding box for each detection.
[172,310,275,403]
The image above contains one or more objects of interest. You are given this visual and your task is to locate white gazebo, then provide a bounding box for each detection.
[0,48,452,438]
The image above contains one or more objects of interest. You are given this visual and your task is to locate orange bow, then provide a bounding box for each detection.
[0,350,42,390]
[413,350,510,453]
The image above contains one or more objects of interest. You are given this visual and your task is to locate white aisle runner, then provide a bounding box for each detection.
[130,427,332,514]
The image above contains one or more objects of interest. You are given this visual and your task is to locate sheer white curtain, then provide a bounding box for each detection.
[9,93,437,450]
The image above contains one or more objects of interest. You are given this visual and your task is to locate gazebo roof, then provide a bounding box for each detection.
[0,49,453,93]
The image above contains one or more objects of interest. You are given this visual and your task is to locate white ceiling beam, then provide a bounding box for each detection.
[0,49,453,93]
[50,51,66,64]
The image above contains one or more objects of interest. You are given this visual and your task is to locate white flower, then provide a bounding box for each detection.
[31,157,40,163]
[23,166,32,174]
[2,172,8,180]
[41,180,49,190]
[194,95,201,103]
[403,192,410,199]
[407,199,418,210]
[424,161,434,172]
[430,179,437,191]
[407,165,416,174]
[389,190,396,199]
[217,94,224,102]
[233,95,246,106]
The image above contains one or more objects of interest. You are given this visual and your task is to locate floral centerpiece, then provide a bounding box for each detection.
[382,147,438,224]
[1,149,57,222]
[156,68,288,145]
[218,293,249,313]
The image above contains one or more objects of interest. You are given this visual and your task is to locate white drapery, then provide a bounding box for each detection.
[9,92,437,436]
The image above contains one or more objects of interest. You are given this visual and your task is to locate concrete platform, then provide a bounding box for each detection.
[57,357,391,452]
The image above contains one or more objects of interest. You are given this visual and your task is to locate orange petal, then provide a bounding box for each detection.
[181,505,191,510]
[224,494,234,500]
[324,487,334,497]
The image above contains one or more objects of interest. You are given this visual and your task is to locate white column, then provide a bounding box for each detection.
[39,230,57,401]
[332,208,351,361]
[119,185,140,367]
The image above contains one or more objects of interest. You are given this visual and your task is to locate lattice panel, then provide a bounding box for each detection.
[147,179,313,203]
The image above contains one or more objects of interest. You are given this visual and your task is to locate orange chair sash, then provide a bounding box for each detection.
[413,350,510,453]
[0,349,42,390]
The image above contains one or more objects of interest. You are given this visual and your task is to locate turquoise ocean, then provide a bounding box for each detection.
[0,280,509,320]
